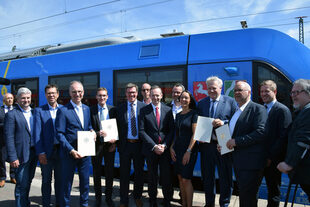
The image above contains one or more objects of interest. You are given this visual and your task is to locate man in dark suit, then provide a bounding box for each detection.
[197,76,237,207]
[90,87,117,207]
[140,85,174,207]
[260,80,292,207]
[278,79,310,200]
[116,83,146,207]
[4,88,37,207]
[0,93,16,187]
[55,81,95,207]
[34,84,62,207]
[226,81,267,207]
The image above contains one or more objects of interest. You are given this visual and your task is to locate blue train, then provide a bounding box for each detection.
[1,28,310,204]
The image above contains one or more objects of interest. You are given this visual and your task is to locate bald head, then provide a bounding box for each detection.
[4,93,14,107]
[234,81,251,106]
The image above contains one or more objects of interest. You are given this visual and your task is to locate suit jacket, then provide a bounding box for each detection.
[34,104,63,158]
[139,103,174,156]
[4,107,34,164]
[90,104,117,156]
[197,95,237,123]
[116,100,146,153]
[0,106,5,147]
[285,103,310,184]
[231,101,267,170]
[264,101,292,164]
[55,102,93,155]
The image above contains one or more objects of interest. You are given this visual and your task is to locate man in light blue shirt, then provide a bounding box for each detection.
[34,84,62,207]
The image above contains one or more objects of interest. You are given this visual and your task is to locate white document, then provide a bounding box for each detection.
[194,116,214,143]
[77,131,95,156]
[101,118,119,142]
[215,124,234,155]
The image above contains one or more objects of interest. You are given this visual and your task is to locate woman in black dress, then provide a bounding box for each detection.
[170,90,198,207]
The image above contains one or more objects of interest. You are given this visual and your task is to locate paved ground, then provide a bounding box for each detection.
[0,165,308,207]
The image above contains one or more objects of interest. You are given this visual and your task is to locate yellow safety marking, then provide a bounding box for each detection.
[1,60,11,97]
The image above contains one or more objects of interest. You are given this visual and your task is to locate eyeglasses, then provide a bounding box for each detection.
[290,90,305,96]
[142,89,150,92]
[71,90,83,94]
[233,89,247,93]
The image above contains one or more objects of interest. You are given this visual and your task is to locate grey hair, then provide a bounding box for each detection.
[294,79,310,95]
[16,87,31,98]
[206,76,223,88]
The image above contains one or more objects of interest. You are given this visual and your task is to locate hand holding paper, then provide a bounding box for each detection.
[215,124,234,155]
[77,131,96,156]
[194,116,214,143]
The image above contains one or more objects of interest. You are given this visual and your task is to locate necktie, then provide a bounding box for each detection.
[99,107,105,129]
[210,100,215,118]
[156,107,161,143]
[130,103,137,137]
[99,107,105,142]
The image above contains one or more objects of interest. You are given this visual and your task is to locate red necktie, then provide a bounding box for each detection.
[156,107,161,143]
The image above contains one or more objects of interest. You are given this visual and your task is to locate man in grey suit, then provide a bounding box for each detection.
[197,76,237,207]
[278,79,310,200]
[260,80,292,207]
[226,81,267,207]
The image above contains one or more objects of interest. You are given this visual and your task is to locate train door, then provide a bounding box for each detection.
[188,61,253,103]
[252,61,293,110]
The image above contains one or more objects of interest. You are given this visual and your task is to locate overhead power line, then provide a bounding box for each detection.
[0,0,120,30]
[0,0,175,38]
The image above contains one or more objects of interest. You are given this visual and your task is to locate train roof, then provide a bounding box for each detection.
[1,28,310,81]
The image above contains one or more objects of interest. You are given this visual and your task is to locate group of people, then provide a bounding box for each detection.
[0,76,309,207]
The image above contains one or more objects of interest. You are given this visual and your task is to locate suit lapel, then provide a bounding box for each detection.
[214,96,224,118]
[233,101,251,137]
[82,104,88,130]
[43,104,53,128]
[16,108,31,136]
[69,103,83,129]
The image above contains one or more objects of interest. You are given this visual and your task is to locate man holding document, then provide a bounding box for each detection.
[197,76,237,207]
[90,87,117,207]
[226,81,267,207]
[55,80,95,207]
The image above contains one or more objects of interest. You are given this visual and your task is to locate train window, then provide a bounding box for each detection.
[49,72,99,106]
[252,61,292,110]
[11,78,39,107]
[114,66,187,105]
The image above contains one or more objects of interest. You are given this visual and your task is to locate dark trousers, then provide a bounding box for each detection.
[300,184,310,201]
[15,147,38,207]
[40,146,62,207]
[146,150,172,205]
[263,163,281,207]
[200,142,233,207]
[91,146,115,203]
[119,142,144,205]
[61,154,90,207]
[235,168,264,207]
[0,145,16,180]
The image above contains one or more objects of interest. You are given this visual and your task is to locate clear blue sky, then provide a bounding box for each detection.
[0,0,309,53]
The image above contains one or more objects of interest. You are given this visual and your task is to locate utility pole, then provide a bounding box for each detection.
[295,16,307,44]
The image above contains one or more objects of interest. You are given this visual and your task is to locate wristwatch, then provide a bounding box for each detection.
[186,148,191,153]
